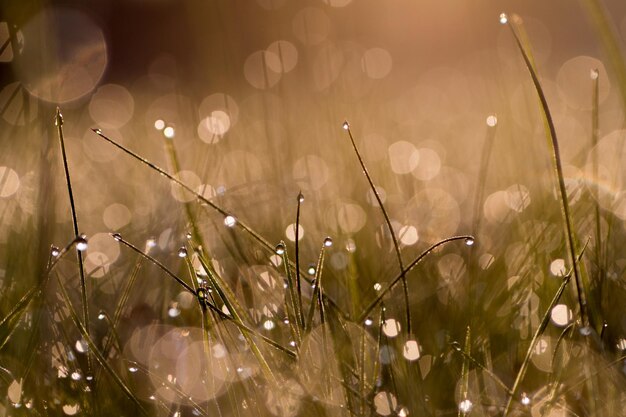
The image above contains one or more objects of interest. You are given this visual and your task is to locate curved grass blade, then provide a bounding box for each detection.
[55,109,91,357]
[358,235,474,322]
[343,121,412,334]
[305,242,327,331]
[504,15,590,329]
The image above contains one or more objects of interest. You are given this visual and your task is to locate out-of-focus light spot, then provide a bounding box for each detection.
[154,119,165,130]
[63,404,79,415]
[550,259,566,277]
[550,304,572,327]
[88,84,134,128]
[244,50,282,89]
[398,406,409,417]
[366,186,387,207]
[388,141,419,174]
[399,225,419,246]
[85,251,110,278]
[266,40,298,73]
[403,340,421,361]
[292,8,330,45]
[412,148,441,181]
[312,42,344,90]
[373,283,382,291]
[483,190,513,224]
[17,7,107,103]
[8,379,22,404]
[285,223,304,242]
[293,155,329,191]
[0,167,20,198]
[505,184,531,213]
[361,48,393,79]
[382,319,401,338]
[337,203,367,233]
[163,126,175,138]
[557,56,610,110]
[486,114,498,127]
[171,170,201,203]
[198,111,230,143]
[103,203,131,231]
[373,391,397,416]
[345,238,357,253]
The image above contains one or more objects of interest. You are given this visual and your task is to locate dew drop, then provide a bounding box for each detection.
[146,238,157,248]
[307,265,316,275]
[71,371,82,381]
[94,128,102,135]
[521,393,531,406]
[185,232,192,239]
[499,13,508,24]
[486,115,498,127]
[465,237,475,246]
[373,282,382,291]
[275,242,285,255]
[55,109,64,126]
[111,233,122,242]
[263,320,275,330]
[458,398,473,414]
[324,237,333,247]
[364,318,373,326]
[128,366,138,373]
[197,288,206,301]
[97,311,106,320]
[224,215,236,228]
[51,246,60,257]
[297,192,304,203]
[342,120,350,130]
[75,235,88,252]
[178,247,188,258]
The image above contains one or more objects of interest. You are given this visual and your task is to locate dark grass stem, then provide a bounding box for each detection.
[358,235,474,323]
[305,243,327,331]
[295,192,304,328]
[343,122,412,335]
[55,109,92,371]
[505,20,590,328]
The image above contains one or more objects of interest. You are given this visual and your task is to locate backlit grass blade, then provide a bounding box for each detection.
[504,16,590,328]
[56,275,149,415]
[343,121,412,334]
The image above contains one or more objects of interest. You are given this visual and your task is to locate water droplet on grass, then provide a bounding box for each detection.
[75,235,88,251]
[178,247,188,258]
[465,237,475,246]
[297,192,304,203]
[324,237,333,247]
[51,246,60,257]
[342,120,350,130]
[111,233,122,241]
[499,13,508,24]
[224,215,236,228]
[458,398,473,414]
[275,242,285,255]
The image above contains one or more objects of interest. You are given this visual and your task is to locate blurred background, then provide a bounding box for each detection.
[1,0,626,416]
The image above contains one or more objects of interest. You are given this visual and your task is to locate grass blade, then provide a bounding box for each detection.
[504,16,590,328]
[343,121,412,334]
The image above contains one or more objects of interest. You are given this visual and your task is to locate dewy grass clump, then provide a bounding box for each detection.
[1,4,626,417]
